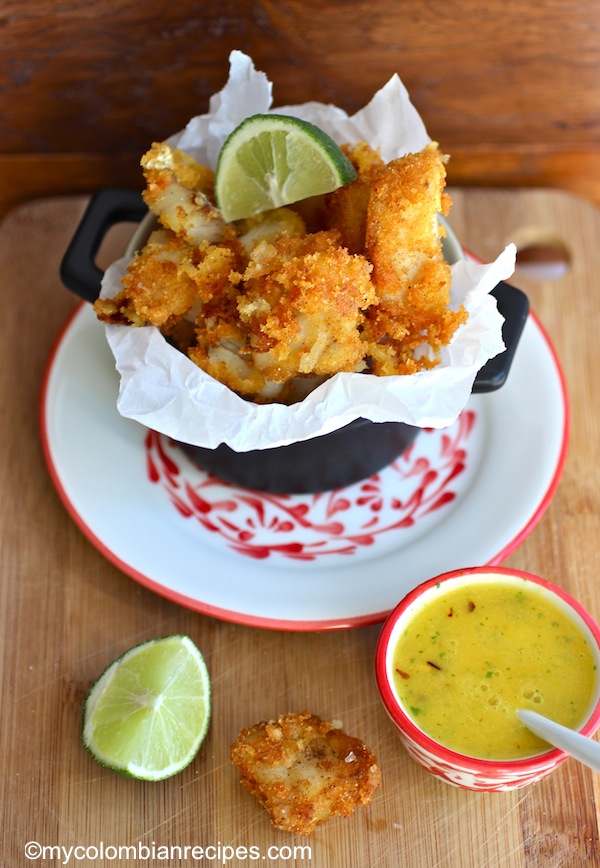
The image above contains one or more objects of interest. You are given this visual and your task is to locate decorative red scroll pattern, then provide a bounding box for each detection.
[145,411,476,561]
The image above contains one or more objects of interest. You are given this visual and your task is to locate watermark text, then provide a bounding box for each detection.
[24,840,312,864]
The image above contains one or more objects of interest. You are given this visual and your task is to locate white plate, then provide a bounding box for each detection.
[41,303,568,630]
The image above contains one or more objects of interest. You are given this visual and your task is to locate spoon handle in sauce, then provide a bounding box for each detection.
[517,709,600,773]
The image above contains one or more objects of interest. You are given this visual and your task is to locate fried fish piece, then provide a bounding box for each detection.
[141,141,228,246]
[366,143,450,305]
[230,711,381,835]
[190,230,376,401]
[236,206,307,255]
[187,291,279,400]
[94,229,242,330]
[234,231,377,386]
[321,141,385,255]
[363,143,466,374]
[94,229,200,328]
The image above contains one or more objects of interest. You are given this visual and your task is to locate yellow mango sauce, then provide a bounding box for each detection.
[392,580,597,759]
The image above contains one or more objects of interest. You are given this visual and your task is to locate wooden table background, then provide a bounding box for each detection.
[3,1,600,216]
[2,186,600,867]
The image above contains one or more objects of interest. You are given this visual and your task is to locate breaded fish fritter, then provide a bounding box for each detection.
[94,230,201,328]
[365,143,450,304]
[364,143,466,375]
[141,142,228,246]
[230,711,381,835]
[189,230,376,400]
[322,142,385,255]
[187,291,275,399]
[94,229,242,331]
[236,207,307,255]
[235,231,377,385]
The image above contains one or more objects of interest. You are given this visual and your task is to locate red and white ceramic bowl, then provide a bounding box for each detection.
[375,566,600,791]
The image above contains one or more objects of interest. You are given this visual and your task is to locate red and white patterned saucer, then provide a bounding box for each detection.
[41,303,567,630]
[144,410,478,564]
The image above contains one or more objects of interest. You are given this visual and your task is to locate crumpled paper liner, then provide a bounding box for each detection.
[100,50,516,452]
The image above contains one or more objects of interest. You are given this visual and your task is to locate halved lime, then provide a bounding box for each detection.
[215,113,357,222]
[82,635,211,781]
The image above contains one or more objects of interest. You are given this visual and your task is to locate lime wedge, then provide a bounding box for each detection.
[215,113,357,221]
[82,635,211,781]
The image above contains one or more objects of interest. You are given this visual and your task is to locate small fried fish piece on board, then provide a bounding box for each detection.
[230,711,381,835]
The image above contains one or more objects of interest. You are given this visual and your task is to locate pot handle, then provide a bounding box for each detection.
[473,281,529,393]
[60,188,147,303]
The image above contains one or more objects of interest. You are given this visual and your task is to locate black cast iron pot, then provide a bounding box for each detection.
[60,189,529,494]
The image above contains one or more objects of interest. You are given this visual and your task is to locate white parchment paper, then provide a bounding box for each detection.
[100,50,516,451]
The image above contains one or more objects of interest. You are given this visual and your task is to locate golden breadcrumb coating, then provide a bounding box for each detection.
[344,141,387,178]
[141,141,229,246]
[230,711,381,835]
[188,289,273,399]
[321,142,385,254]
[94,228,243,331]
[142,141,215,197]
[235,231,377,384]
[363,143,467,374]
[236,207,307,254]
[94,230,200,328]
[189,230,376,399]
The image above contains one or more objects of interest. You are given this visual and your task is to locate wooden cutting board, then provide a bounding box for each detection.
[2,188,600,867]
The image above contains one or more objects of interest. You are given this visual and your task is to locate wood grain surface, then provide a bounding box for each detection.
[2,1,600,214]
[2,187,600,866]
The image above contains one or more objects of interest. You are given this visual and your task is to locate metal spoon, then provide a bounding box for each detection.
[517,709,600,772]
